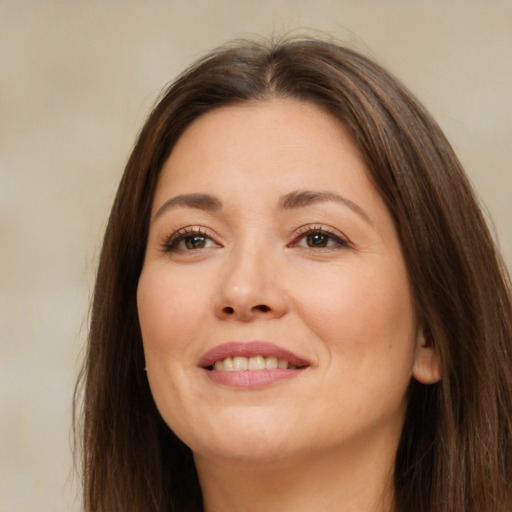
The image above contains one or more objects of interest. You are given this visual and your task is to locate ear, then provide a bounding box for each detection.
[412,330,442,384]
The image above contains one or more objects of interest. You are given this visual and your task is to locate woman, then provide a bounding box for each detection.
[76,38,512,512]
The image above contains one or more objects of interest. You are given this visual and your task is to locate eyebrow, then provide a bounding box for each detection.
[153,189,373,226]
[279,190,374,226]
[154,193,222,219]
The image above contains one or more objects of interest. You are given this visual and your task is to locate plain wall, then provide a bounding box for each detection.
[1,1,511,511]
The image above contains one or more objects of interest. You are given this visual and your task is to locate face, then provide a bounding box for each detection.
[137,100,440,468]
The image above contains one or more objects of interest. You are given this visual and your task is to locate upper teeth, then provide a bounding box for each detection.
[213,355,296,371]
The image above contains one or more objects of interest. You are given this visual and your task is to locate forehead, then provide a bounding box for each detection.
[154,99,378,205]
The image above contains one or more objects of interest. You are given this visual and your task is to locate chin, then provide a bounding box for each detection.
[192,438,299,469]
[180,414,302,464]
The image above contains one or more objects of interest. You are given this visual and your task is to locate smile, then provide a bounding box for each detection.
[199,341,310,387]
[200,341,310,370]
[211,355,299,371]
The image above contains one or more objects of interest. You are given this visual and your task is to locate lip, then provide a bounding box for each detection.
[199,341,310,389]
[198,341,310,369]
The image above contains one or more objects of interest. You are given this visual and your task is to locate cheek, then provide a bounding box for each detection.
[293,261,417,370]
[137,268,212,438]
[137,267,211,363]
[296,262,417,429]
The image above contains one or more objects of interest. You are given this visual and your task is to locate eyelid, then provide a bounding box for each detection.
[160,226,221,253]
[289,224,352,249]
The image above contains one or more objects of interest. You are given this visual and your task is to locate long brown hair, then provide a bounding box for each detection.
[75,37,512,511]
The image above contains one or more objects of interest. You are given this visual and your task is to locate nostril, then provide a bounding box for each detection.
[220,304,272,317]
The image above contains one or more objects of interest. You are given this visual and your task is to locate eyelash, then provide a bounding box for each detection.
[290,225,351,250]
[162,227,217,253]
[161,225,351,253]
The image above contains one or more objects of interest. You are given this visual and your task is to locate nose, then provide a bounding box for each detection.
[213,245,288,322]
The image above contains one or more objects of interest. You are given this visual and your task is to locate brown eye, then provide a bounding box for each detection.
[306,233,330,248]
[184,235,208,249]
[164,229,220,253]
[293,228,349,250]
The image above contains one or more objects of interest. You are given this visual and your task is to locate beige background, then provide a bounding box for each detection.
[1,1,511,511]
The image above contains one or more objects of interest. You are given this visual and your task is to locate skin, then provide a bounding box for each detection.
[137,99,441,512]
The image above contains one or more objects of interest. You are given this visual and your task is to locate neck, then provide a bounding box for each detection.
[194,432,397,512]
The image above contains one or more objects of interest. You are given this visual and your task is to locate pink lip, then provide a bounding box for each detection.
[198,341,310,369]
[199,341,310,389]
[205,368,303,388]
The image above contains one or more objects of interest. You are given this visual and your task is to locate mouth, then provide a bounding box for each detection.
[199,341,310,375]
[208,355,305,371]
